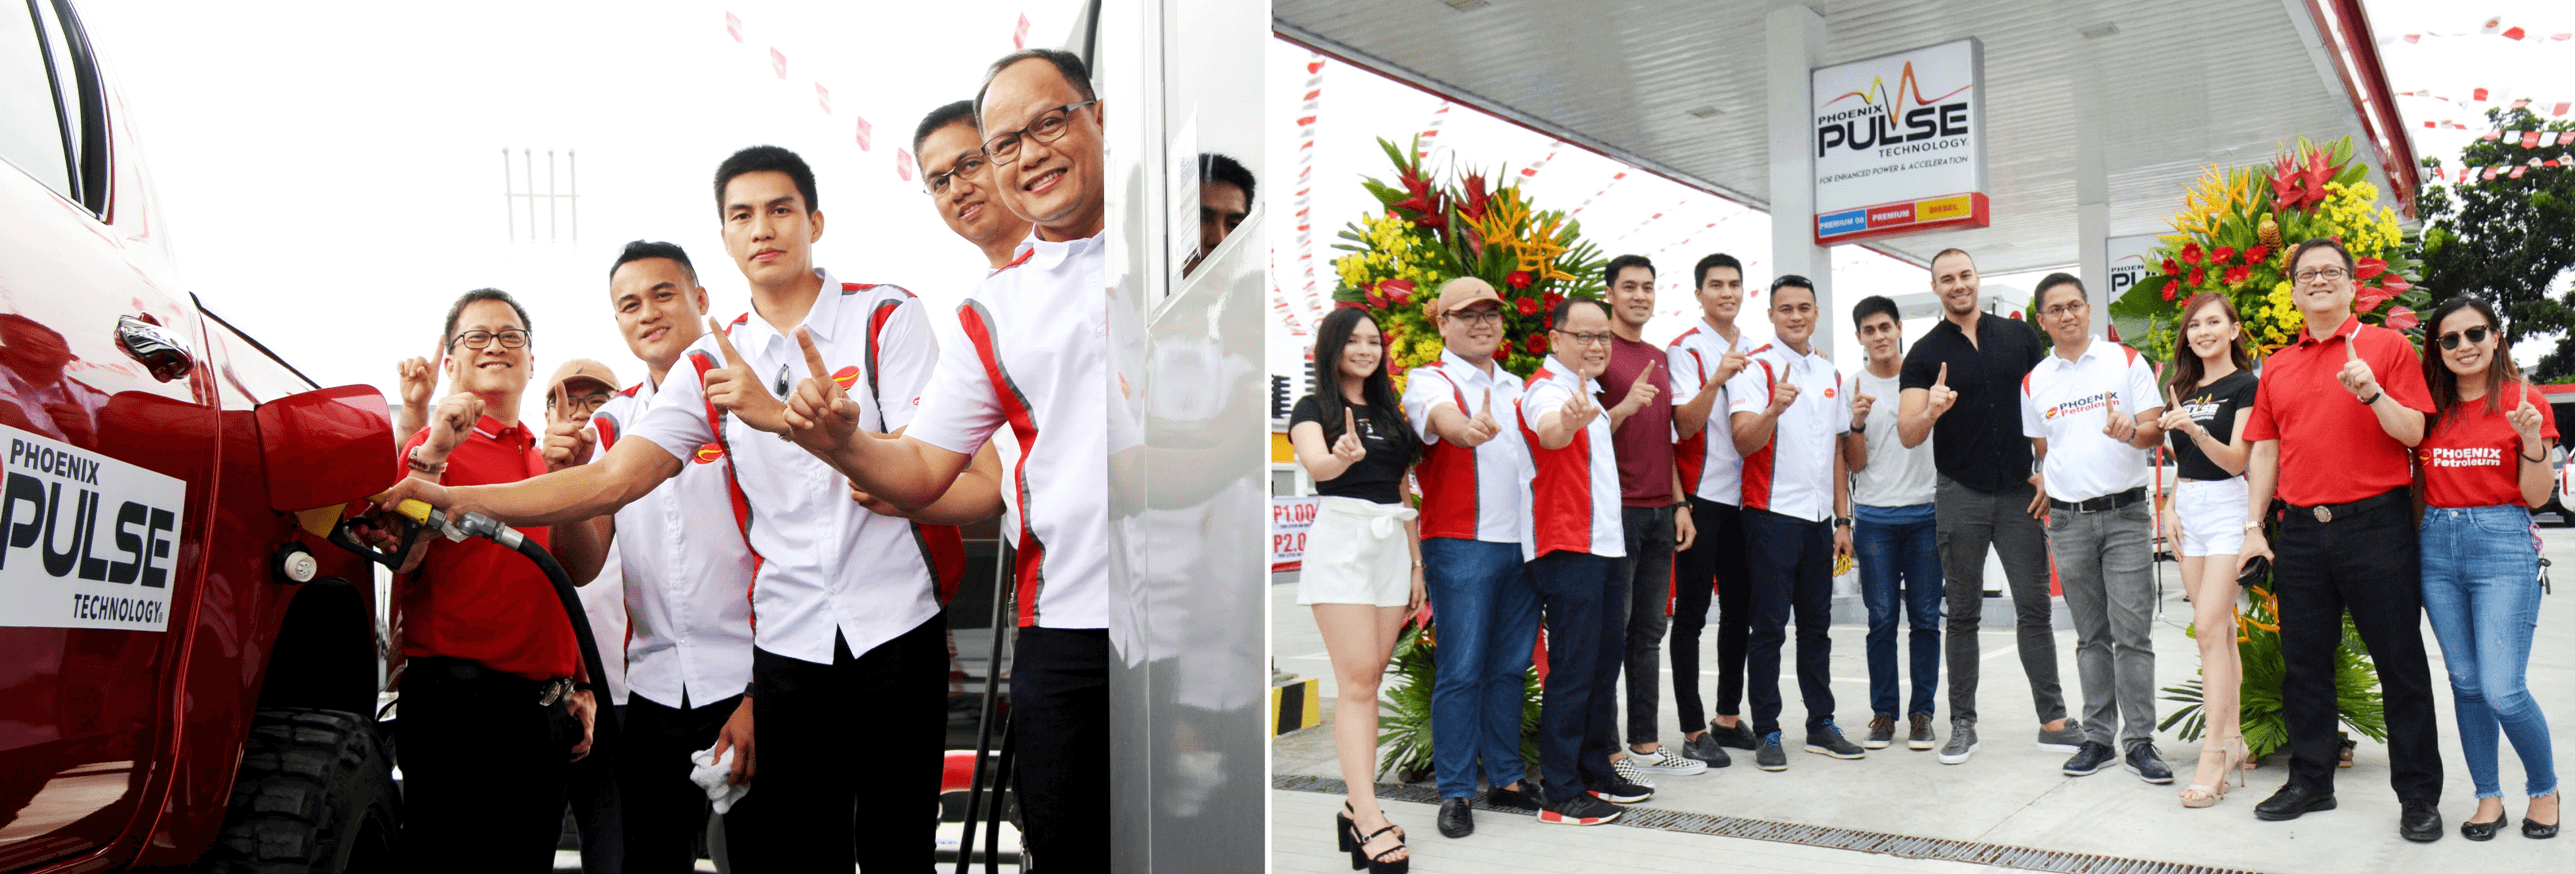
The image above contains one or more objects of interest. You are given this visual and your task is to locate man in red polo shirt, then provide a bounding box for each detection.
[390,288,609,871]
[2236,238,2445,841]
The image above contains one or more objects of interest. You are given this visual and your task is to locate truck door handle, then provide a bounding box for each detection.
[117,315,194,382]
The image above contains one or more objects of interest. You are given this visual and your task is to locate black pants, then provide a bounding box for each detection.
[2274,491,2444,802]
[564,703,624,874]
[1671,497,1751,731]
[619,692,750,874]
[1010,626,1110,873]
[1742,508,1836,737]
[396,657,574,874]
[730,616,946,873]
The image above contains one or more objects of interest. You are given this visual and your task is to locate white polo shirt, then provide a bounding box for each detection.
[1516,355,1624,561]
[1726,342,1850,523]
[628,268,964,666]
[574,539,629,706]
[1401,349,1527,544]
[1667,320,1750,506]
[909,232,1111,630]
[590,376,757,709]
[2020,335,2160,503]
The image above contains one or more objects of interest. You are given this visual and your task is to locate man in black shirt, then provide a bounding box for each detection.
[1895,248,2077,765]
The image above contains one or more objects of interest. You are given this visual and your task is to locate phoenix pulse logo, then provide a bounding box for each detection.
[1816,61,1973,159]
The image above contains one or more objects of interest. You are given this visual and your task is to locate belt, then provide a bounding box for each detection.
[2048,486,2145,514]
[2283,489,2406,524]
[406,656,573,706]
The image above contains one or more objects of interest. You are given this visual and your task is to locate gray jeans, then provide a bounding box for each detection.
[2048,499,2158,748]
[1935,475,2067,726]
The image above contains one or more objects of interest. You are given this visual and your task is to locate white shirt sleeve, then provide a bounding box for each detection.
[1401,368,1456,445]
[907,303,1008,456]
[1724,358,1770,417]
[1668,341,1706,401]
[1832,371,1853,435]
[2020,373,2046,440]
[628,336,724,457]
[871,297,938,434]
[2124,353,2163,418]
[1520,377,1569,432]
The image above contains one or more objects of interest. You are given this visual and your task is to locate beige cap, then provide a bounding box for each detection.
[1434,276,1503,317]
[546,358,620,398]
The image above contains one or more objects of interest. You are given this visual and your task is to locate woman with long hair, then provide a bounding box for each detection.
[1289,306,1426,872]
[2153,291,2258,808]
[2416,295,2559,841]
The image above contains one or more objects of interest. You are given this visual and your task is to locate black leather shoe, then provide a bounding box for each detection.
[2460,812,2507,841]
[2399,798,2443,842]
[2254,784,2338,821]
[2524,811,2558,839]
[1437,797,1474,839]
[1709,719,1759,751]
[2061,741,2116,776]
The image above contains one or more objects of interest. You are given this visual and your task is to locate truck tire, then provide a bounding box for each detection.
[199,708,399,874]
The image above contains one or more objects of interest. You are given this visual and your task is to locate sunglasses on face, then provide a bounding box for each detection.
[2437,326,2492,350]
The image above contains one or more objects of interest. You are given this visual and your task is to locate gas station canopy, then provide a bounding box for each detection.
[1275,0,2415,277]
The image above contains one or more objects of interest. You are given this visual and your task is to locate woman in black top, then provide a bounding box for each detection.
[1288,306,1423,872]
[2155,291,2260,808]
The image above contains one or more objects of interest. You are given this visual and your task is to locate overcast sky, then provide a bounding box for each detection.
[80,0,1080,423]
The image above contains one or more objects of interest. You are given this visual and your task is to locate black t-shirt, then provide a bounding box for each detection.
[1291,395,1409,504]
[2167,370,2258,481]
[1899,313,2048,493]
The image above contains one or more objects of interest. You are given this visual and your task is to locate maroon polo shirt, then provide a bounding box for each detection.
[395,415,575,681]
[2241,316,2432,507]
[1600,333,1678,507]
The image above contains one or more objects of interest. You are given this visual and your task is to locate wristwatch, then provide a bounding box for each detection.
[406,446,448,476]
[1834,516,1853,528]
[2240,518,2264,533]
[1850,420,1868,433]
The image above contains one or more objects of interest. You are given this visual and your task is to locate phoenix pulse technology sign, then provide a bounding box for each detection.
[1811,38,1989,245]
[1,425,186,631]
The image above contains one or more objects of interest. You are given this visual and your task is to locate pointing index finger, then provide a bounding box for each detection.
[708,317,744,366]
[797,327,832,378]
[1934,362,1949,387]
[1480,388,1492,416]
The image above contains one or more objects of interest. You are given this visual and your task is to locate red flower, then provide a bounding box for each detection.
[2354,257,2387,281]
[1495,338,1515,360]
[2355,286,2394,313]
[1524,333,1549,356]
[1382,278,1417,305]
[2379,273,2413,294]
[1545,292,1565,310]
[2213,246,2237,264]
[1336,300,1366,310]
[2181,242,2204,265]
[1460,172,1492,223]
[2245,245,2270,264]
[2188,267,2206,287]
[2384,305,2420,331]
[1507,270,1533,289]
[2160,284,2178,302]
[1515,296,1539,316]
[2162,258,2180,275]
[2223,264,2250,285]
[1389,361,1408,377]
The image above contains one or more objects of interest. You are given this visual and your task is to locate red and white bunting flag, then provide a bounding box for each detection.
[2504,26,2528,40]
[1571,172,1627,217]
[2486,167,2504,180]
[815,83,830,114]
[2482,130,2503,141]
[769,47,788,79]
[1014,13,1030,50]
[2403,33,2421,43]
[2524,131,2544,148]
[2481,17,2502,35]
[895,149,914,182]
[2511,166,2529,178]
[2474,87,2492,101]
[1417,101,1451,159]
[854,115,873,151]
[2560,131,2575,145]
[725,11,742,42]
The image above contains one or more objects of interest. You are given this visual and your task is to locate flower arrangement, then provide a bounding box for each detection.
[1330,137,1606,378]
[2109,136,2431,360]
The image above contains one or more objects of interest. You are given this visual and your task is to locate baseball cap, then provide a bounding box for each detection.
[1434,277,1503,317]
[546,358,620,399]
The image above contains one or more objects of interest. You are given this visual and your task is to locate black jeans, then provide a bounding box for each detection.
[1742,508,1836,737]
[1614,504,1678,746]
[619,692,751,874]
[2274,491,2444,802]
[730,617,946,873]
[1010,626,1110,873]
[1671,497,1750,732]
[564,703,624,874]
[396,657,574,874]
[1527,550,1621,804]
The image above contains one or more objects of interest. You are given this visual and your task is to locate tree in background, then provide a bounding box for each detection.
[2416,106,2575,379]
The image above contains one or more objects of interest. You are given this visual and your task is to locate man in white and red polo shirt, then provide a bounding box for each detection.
[1666,252,1759,765]
[1516,298,1644,827]
[2017,273,2171,785]
[1401,277,1536,837]
[1725,275,1861,771]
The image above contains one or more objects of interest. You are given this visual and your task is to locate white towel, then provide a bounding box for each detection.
[688,745,752,814]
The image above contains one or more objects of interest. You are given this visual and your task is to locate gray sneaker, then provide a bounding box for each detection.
[1755,732,1789,771]
[1682,732,1733,768]
[1907,713,1937,751]
[1938,719,1979,765]
[1863,715,1895,750]
[2037,723,2085,753]
[1804,721,1867,759]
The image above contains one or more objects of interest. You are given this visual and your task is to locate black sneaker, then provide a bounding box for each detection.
[1755,731,1789,771]
[1590,781,1652,804]
[1682,731,1733,768]
[1537,793,1621,826]
[1907,713,1937,751]
[2062,740,2117,776]
[2124,743,2174,784]
[1709,718,1759,751]
[1863,715,1895,750]
[1804,721,1867,759]
[1486,783,1539,810]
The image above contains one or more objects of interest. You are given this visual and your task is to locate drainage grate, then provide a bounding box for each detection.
[1274,774,2272,874]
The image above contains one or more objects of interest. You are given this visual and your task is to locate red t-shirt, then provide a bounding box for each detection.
[2242,318,2432,506]
[1601,334,1677,507]
[2420,382,2558,508]
[396,416,575,681]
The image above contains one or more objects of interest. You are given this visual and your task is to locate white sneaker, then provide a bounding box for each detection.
[1610,754,1659,787]
[1624,746,1709,776]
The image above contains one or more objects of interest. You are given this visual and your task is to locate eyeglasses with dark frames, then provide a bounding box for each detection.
[923,153,992,196]
[982,99,1099,166]
[449,329,531,350]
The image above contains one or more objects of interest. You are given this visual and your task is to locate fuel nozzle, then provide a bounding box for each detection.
[327,493,521,569]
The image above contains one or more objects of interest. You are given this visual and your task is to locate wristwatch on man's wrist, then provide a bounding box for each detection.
[2240,518,2264,533]
[1834,516,1853,528]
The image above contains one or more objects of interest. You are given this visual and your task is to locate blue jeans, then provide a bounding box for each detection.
[2420,505,2558,799]
[1855,503,1941,720]
[1422,538,1540,800]
[1526,550,1620,805]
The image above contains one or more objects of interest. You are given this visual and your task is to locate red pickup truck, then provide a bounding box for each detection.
[2,1,400,870]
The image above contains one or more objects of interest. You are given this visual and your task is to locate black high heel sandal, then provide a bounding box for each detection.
[1339,801,1403,851]
[1346,821,1410,873]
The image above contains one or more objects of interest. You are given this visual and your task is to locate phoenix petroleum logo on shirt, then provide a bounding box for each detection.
[2042,392,2112,421]
[831,365,860,390]
[2424,446,2505,469]
[694,442,727,464]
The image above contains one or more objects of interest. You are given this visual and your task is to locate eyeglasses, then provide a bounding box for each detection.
[1444,308,1504,325]
[1552,329,1615,348]
[2040,302,2088,319]
[923,153,990,196]
[983,99,1098,166]
[2436,326,2493,350]
[449,329,530,350]
[2293,266,2349,283]
[547,391,614,414]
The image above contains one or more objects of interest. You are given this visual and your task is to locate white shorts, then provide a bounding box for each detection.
[2175,477,2249,557]
[1295,495,1418,607]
